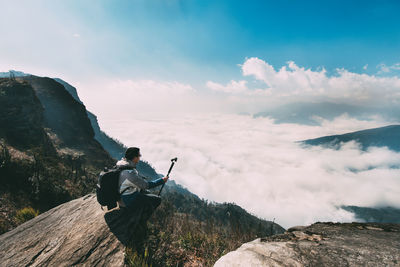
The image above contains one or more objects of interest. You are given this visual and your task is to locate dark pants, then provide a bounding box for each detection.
[117,192,161,242]
[121,192,161,211]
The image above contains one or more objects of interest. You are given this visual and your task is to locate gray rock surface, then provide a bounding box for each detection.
[0,194,145,267]
[214,222,400,267]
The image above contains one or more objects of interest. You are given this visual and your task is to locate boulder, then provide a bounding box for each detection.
[214,222,400,266]
[0,194,146,267]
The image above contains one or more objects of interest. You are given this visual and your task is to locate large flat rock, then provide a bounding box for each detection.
[0,194,143,267]
[214,222,400,266]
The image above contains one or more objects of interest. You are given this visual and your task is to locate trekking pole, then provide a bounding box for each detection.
[158,157,177,196]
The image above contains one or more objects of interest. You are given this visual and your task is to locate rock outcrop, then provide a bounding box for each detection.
[0,194,147,267]
[214,222,400,266]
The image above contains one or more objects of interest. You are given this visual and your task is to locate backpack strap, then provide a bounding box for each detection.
[121,187,130,195]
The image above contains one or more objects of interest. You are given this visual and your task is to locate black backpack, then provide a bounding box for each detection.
[96,165,133,209]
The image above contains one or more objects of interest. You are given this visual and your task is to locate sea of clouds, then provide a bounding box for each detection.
[85,58,400,228]
[101,113,400,228]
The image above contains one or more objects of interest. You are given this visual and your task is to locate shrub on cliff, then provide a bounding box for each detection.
[14,207,39,224]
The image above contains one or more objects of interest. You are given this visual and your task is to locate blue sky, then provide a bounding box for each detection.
[1,0,400,117]
[1,0,400,84]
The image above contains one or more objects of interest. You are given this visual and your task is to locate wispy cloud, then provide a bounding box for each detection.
[109,79,195,95]
[206,80,248,94]
[377,63,400,74]
[78,78,222,120]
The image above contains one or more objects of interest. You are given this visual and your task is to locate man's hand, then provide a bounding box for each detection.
[163,176,169,183]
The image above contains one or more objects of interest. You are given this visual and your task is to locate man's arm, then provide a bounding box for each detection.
[147,177,164,189]
[144,174,169,189]
[126,170,168,190]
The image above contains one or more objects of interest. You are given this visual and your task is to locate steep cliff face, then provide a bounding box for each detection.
[53,77,83,105]
[21,76,113,168]
[214,222,400,266]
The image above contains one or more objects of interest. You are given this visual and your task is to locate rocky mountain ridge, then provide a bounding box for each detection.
[19,75,112,167]
[0,76,114,233]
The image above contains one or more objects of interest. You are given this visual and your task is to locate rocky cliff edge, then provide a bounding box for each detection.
[214,222,400,266]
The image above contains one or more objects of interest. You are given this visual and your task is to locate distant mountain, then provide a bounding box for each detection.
[301,125,400,152]
[342,206,400,223]
[255,102,400,125]
[300,125,400,224]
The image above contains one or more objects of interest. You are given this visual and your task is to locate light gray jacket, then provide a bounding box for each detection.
[117,158,164,195]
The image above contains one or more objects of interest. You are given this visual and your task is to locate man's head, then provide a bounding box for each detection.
[125,147,141,163]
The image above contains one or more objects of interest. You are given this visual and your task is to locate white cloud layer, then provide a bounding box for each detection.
[101,113,400,228]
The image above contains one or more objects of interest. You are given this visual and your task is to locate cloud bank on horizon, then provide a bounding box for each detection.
[80,57,400,120]
[102,113,400,228]
[90,59,400,228]
[207,57,400,105]
[72,57,400,228]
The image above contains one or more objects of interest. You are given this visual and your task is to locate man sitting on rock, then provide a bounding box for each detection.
[117,147,168,213]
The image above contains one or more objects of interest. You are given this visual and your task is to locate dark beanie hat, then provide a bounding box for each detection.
[125,147,141,160]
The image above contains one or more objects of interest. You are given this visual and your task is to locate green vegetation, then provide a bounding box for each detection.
[14,207,39,224]
[0,140,102,233]
[126,248,152,267]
